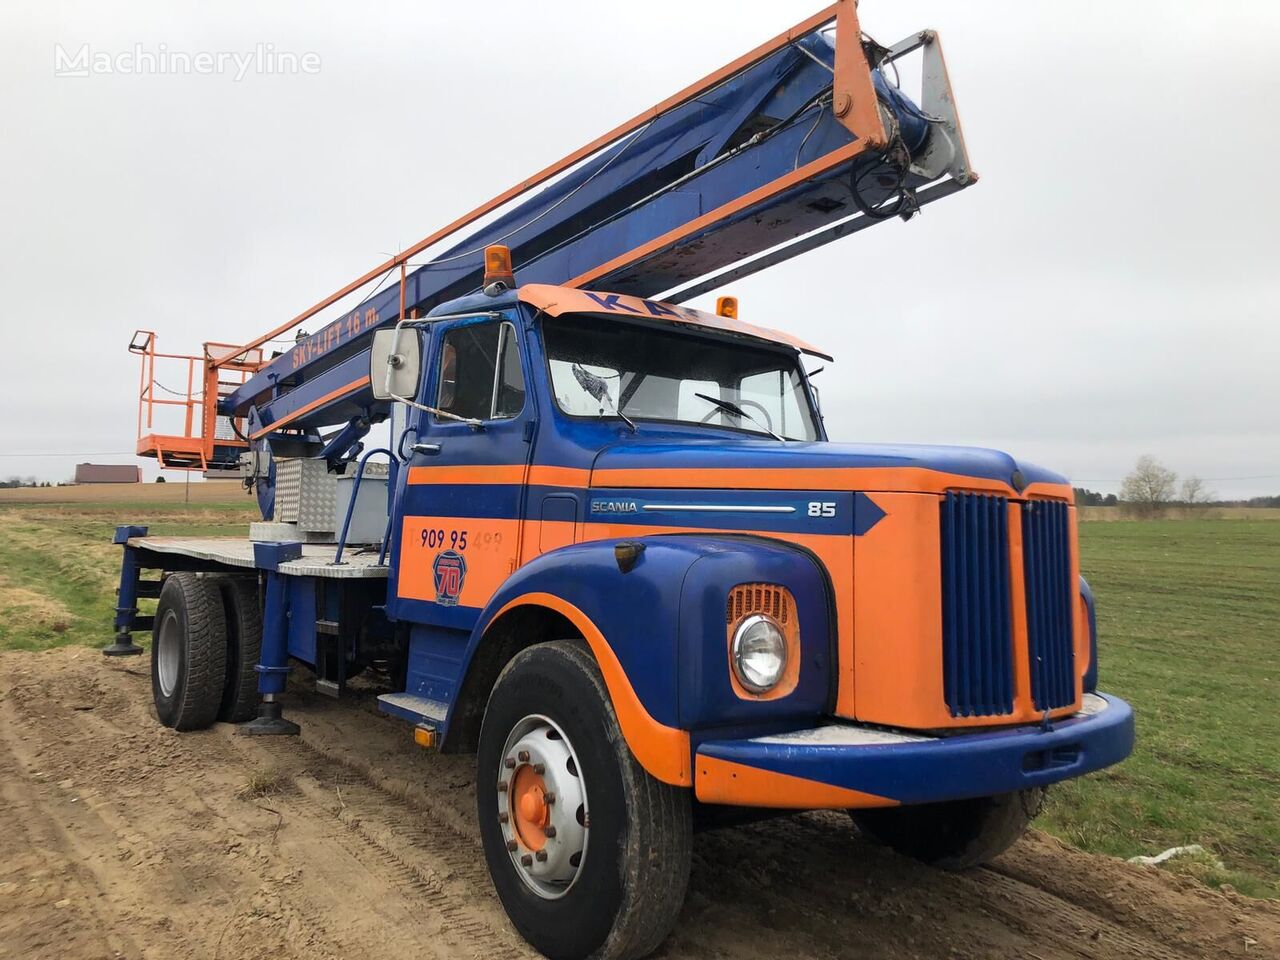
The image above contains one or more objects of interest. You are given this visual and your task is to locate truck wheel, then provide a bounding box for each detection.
[850,788,1045,870]
[216,577,262,723]
[151,573,229,731]
[477,641,691,960]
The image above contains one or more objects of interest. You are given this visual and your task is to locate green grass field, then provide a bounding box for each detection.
[0,496,256,652]
[1043,519,1280,898]
[1,492,1276,897]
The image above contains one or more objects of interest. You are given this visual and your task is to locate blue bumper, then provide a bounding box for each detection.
[696,693,1135,808]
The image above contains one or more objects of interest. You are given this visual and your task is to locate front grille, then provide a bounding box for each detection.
[940,492,1015,716]
[1022,499,1076,710]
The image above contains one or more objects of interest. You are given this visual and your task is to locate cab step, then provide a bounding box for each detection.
[376,692,448,727]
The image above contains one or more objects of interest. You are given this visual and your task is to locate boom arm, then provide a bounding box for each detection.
[134,1,972,469]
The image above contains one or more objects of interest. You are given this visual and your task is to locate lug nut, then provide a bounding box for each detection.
[506,839,518,852]
[520,854,533,867]
[499,812,509,824]
[497,781,507,792]
[535,850,548,862]
[517,750,530,762]
[544,825,556,838]
[532,762,545,775]
[544,791,556,805]
[504,757,516,769]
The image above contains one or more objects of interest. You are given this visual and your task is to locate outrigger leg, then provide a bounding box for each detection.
[239,543,301,736]
[104,525,148,656]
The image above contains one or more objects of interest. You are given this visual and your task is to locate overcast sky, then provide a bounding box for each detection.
[2,1,1277,497]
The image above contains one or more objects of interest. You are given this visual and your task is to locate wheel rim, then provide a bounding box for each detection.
[156,607,181,698]
[496,714,589,899]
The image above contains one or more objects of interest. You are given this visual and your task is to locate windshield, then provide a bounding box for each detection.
[541,314,820,441]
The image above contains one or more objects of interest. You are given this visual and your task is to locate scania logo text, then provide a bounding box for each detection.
[591,500,639,514]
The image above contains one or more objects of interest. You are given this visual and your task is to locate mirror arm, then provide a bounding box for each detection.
[389,393,484,429]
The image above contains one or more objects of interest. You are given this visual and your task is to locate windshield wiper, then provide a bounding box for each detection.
[694,392,783,441]
[573,363,637,432]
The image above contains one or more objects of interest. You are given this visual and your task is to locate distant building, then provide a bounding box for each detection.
[74,463,141,484]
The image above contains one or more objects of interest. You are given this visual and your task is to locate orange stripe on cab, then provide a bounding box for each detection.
[407,464,591,487]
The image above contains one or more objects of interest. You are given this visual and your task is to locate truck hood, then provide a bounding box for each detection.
[589,440,1068,494]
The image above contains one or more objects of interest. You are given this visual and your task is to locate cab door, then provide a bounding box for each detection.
[390,311,532,629]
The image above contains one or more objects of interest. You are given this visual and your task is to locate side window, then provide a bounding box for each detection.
[494,323,525,418]
[435,321,524,421]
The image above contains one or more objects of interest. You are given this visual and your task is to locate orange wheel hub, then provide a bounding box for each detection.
[511,764,550,851]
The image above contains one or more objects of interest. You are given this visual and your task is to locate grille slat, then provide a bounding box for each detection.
[1023,499,1076,710]
[943,501,959,710]
[940,492,1015,717]
[727,584,791,625]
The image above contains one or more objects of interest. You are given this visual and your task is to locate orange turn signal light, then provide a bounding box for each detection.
[484,244,515,289]
[716,296,738,319]
[414,725,437,749]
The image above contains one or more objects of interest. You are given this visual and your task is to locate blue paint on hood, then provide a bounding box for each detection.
[591,440,1068,491]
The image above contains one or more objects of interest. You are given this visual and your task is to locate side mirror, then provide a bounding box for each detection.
[370,327,421,401]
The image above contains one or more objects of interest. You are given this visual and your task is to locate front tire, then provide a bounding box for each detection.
[151,573,228,730]
[850,788,1044,870]
[477,641,691,960]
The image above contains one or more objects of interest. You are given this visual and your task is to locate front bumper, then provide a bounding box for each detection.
[694,692,1134,809]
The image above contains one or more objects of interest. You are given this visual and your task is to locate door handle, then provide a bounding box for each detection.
[411,442,442,456]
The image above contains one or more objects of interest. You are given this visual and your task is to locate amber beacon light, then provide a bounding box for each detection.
[715,296,739,319]
[484,244,516,292]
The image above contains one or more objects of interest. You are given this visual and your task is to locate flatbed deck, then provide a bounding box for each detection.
[127,537,389,579]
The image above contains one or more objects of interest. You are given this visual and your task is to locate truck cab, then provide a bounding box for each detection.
[361,277,1134,948]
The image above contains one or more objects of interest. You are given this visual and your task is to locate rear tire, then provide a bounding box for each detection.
[151,573,228,731]
[216,577,262,723]
[477,641,691,960]
[850,788,1044,870]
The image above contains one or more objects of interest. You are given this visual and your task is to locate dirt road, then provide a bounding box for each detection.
[2,649,1275,960]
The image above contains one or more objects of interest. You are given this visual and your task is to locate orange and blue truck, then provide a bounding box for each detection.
[110,5,1134,957]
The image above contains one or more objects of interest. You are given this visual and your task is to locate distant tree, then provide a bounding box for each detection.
[1073,487,1108,507]
[1103,493,1119,507]
[1180,475,1214,505]
[1120,455,1177,517]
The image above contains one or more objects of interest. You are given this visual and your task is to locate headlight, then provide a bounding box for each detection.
[731,614,788,693]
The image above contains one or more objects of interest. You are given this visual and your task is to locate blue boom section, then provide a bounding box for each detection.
[222,33,934,434]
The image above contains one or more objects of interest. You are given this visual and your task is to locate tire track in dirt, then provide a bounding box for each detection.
[235,733,537,960]
[2,648,1277,960]
[988,842,1280,958]
[0,737,146,960]
[0,652,512,960]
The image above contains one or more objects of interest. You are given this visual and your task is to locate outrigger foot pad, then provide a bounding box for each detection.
[102,635,144,657]
[239,700,300,737]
